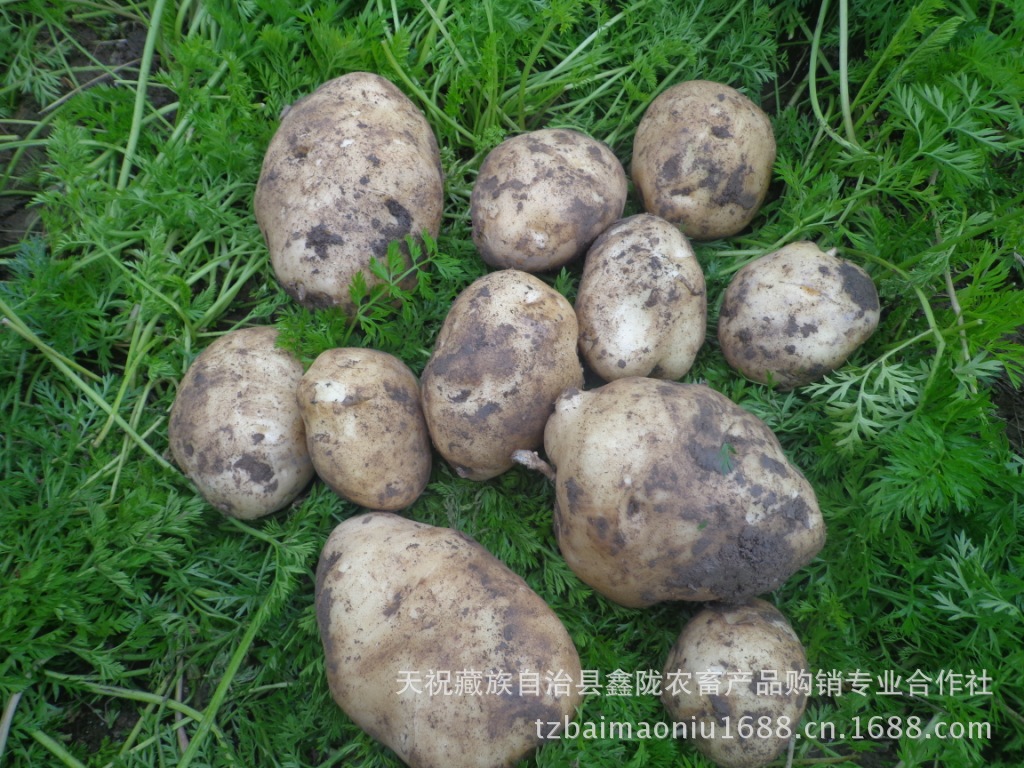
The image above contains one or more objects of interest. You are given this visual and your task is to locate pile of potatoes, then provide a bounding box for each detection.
[168,71,882,768]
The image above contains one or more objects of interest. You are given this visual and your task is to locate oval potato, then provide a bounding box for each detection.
[662,599,810,768]
[576,213,707,381]
[255,72,444,312]
[316,512,583,768]
[471,128,628,271]
[168,327,314,519]
[544,377,824,607]
[632,80,775,240]
[718,241,881,389]
[421,269,583,480]
[296,348,431,510]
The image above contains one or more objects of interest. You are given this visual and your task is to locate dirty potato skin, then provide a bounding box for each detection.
[632,80,775,240]
[543,377,825,608]
[315,512,583,768]
[254,72,444,312]
[471,128,628,271]
[421,269,584,480]
[576,213,707,381]
[718,241,881,389]
[296,348,430,511]
[662,599,810,768]
[168,327,314,519]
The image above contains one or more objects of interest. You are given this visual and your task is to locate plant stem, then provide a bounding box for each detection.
[176,577,281,767]
[93,307,159,447]
[117,0,168,190]
[838,0,857,145]
[40,58,142,115]
[41,671,230,737]
[29,729,88,768]
[0,691,23,763]
[0,300,101,382]
[518,16,558,129]
[415,0,462,71]
[808,0,858,152]
[109,379,162,502]
[378,36,477,144]
[0,303,174,471]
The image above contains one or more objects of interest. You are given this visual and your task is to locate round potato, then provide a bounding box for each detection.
[718,241,881,389]
[255,72,444,312]
[576,213,707,381]
[296,348,431,511]
[543,377,824,607]
[168,327,314,519]
[421,269,583,480]
[662,599,810,768]
[632,80,775,240]
[316,512,583,768]
[471,128,628,271]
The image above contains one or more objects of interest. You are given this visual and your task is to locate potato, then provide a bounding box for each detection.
[421,269,583,480]
[471,128,628,271]
[543,377,824,607]
[662,599,810,768]
[255,72,444,312]
[168,327,314,519]
[631,80,776,240]
[718,241,881,389]
[576,213,707,381]
[316,512,583,768]
[296,348,430,511]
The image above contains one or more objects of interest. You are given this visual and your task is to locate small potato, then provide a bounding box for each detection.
[632,80,776,240]
[662,599,810,768]
[421,269,583,480]
[255,72,444,312]
[471,128,628,271]
[316,512,583,768]
[168,327,314,519]
[576,213,707,381]
[718,241,881,389]
[543,377,824,607]
[296,348,430,511]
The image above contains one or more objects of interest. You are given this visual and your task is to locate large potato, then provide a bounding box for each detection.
[316,512,583,768]
[421,269,583,480]
[576,213,706,381]
[296,348,430,511]
[255,72,444,312]
[718,241,881,389]
[471,128,628,271]
[544,377,824,607]
[662,599,810,768]
[168,327,314,519]
[632,80,775,240]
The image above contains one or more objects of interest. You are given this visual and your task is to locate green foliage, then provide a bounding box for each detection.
[0,2,73,115]
[276,233,481,370]
[2,0,1023,767]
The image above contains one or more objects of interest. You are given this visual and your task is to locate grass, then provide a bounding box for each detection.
[1,0,1023,766]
